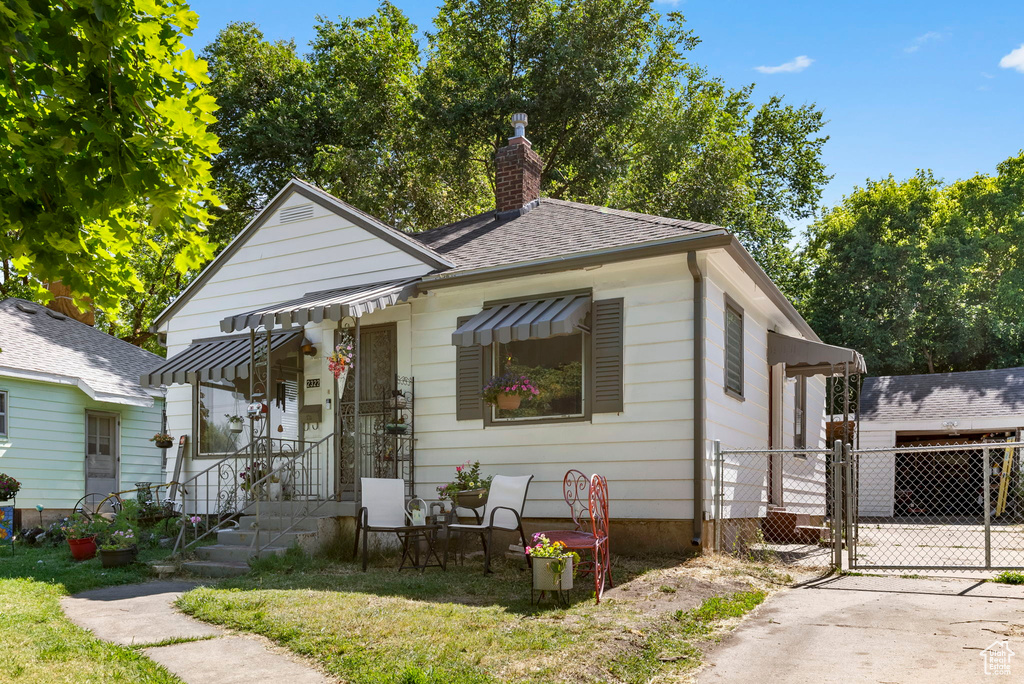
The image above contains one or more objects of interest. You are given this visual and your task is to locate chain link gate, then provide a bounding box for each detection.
[712,441,845,569]
[847,441,1024,571]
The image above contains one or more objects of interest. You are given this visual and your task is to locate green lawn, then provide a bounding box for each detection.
[177,548,775,684]
[0,543,182,684]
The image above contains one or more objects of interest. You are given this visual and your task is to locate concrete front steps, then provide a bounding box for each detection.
[181,500,354,578]
[764,507,832,545]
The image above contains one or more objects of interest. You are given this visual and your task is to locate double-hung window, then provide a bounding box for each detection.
[724,296,744,399]
[794,375,807,449]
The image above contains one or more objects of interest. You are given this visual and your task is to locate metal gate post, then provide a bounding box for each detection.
[983,446,992,569]
[713,440,723,553]
[844,443,856,568]
[832,440,843,569]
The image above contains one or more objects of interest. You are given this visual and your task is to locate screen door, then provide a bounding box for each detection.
[85,412,118,495]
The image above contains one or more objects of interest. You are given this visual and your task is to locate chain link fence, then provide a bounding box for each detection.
[852,441,1024,570]
[712,443,841,569]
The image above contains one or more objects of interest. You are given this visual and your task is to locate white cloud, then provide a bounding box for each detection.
[754,55,813,75]
[1000,44,1024,73]
[904,31,946,53]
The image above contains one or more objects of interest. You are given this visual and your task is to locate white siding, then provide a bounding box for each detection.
[410,256,695,520]
[704,251,829,519]
[0,377,163,508]
[163,190,437,476]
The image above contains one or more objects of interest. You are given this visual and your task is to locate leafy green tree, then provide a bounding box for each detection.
[803,152,1024,375]
[0,0,219,314]
[204,0,830,291]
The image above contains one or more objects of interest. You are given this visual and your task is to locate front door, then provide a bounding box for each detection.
[85,412,119,495]
[337,325,397,497]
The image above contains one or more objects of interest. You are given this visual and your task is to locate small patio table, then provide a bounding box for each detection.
[395,523,446,571]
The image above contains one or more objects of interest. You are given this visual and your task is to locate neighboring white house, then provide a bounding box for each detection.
[145,115,862,555]
[858,368,1024,517]
[0,298,165,525]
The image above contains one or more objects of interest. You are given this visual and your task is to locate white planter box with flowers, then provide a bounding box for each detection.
[526,534,579,596]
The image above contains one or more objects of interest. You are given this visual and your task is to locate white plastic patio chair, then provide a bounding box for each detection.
[445,474,534,573]
[354,477,414,571]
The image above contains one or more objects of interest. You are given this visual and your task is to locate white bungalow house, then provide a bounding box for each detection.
[145,115,862,573]
[0,298,166,527]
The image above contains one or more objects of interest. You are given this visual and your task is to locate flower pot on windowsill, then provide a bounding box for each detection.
[495,393,522,410]
[99,545,138,568]
[453,488,488,510]
[67,536,98,561]
[533,556,574,592]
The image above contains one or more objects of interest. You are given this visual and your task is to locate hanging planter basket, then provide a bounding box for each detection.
[155,439,174,449]
[227,418,244,434]
[496,393,522,410]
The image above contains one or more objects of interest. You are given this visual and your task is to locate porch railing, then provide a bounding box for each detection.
[170,437,311,556]
[247,433,337,555]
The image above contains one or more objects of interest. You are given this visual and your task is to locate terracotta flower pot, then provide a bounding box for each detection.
[496,393,522,410]
[68,536,98,561]
[453,488,489,510]
[99,545,138,568]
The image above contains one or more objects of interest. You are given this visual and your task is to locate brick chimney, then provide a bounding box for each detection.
[495,113,542,213]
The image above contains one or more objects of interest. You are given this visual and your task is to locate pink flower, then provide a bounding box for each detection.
[456,466,463,472]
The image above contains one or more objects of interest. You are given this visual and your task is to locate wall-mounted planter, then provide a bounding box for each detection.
[495,393,522,410]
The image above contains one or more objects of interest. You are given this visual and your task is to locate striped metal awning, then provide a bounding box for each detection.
[452,294,591,347]
[219,278,420,333]
[141,331,302,386]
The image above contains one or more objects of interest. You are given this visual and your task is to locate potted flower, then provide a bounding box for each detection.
[150,432,174,449]
[239,460,269,498]
[437,460,493,510]
[225,414,245,434]
[268,474,284,501]
[526,533,579,594]
[482,372,540,411]
[98,524,138,568]
[63,514,100,561]
[0,473,20,502]
[384,416,409,435]
[328,335,354,380]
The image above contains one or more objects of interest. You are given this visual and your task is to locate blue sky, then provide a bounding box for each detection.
[183,1,1024,236]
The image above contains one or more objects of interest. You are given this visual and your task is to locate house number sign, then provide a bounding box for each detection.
[306,378,321,389]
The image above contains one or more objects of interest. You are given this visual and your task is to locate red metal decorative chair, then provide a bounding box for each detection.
[536,470,613,602]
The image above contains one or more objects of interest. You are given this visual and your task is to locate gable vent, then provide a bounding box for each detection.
[278,203,314,224]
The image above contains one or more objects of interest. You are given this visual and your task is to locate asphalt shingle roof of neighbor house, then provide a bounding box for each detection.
[0,298,162,406]
[412,198,725,272]
[860,367,1024,422]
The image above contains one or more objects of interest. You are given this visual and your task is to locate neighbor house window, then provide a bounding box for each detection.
[0,390,7,437]
[724,296,744,399]
[491,333,585,422]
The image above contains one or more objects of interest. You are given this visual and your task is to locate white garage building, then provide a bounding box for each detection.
[858,367,1024,517]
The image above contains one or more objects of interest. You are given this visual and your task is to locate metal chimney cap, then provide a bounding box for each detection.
[511,112,528,139]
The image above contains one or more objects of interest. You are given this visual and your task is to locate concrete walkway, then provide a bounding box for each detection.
[698,574,1024,683]
[62,581,332,684]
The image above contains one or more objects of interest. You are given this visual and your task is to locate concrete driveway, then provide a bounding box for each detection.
[698,574,1024,683]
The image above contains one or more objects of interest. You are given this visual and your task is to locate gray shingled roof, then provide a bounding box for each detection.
[412,198,723,272]
[861,368,1024,422]
[0,298,162,406]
